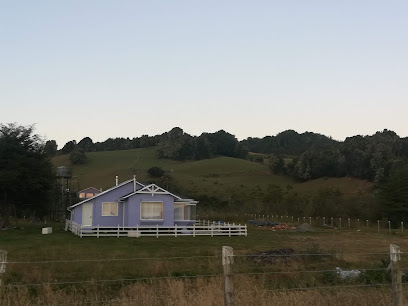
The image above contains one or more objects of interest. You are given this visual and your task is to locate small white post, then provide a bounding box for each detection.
[211,224,214,237]
[175,224,178,238]
[80,225,83,238]
[117,224,120,238]
[222,246,234,306]
[401,222,404,233]
[156,225,159,238]
[291,216,294,222]
[193,224,196,237]
[357,218,360,229]
[366,220,369,229]
[339,218,342,230]
[309,217,311,226]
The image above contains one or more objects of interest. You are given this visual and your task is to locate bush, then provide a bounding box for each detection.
[147,166,165,178]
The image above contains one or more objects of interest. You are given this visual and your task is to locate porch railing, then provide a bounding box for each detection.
[65,219,247,238]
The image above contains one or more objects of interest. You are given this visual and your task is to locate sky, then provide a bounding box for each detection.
[1,1,407,147]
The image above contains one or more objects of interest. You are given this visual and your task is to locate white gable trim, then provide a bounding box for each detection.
[68,180,145,211]
[121,184,183,200]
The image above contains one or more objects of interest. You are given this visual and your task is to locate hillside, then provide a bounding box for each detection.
[53,147,372,202]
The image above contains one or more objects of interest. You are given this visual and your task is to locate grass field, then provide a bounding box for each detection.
[52,147,372,200]
[1,222,407,305]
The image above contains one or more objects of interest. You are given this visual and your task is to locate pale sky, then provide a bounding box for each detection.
[1,1,407,147]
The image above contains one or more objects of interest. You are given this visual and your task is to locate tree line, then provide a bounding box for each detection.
[57,127,247,161]
[267,129,408,185]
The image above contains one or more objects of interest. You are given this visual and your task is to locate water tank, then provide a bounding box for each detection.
[56,166,72,178]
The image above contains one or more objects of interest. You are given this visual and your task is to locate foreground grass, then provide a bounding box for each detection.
[1,222,408,304]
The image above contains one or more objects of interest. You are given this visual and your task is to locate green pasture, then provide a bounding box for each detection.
[52,147,372,199]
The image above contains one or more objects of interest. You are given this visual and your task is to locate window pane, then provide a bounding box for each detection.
[86,193,93,198]
[102,203,118,216]
[141,202,162,219]
[174,204,184,220]
[79,193,85,198]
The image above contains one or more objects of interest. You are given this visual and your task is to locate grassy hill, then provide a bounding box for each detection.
[52,147,372,202]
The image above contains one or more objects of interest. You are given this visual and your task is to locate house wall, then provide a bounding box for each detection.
[72,181,143,227]
[125,194,175,227]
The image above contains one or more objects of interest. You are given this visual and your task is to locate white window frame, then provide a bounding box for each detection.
[102,202,118,216]
[174,203,196,221]
[79,193,85,198]
[140,201,163,221]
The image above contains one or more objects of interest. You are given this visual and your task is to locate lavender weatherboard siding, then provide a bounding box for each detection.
[72,181,142,227]
[125,194,175,227]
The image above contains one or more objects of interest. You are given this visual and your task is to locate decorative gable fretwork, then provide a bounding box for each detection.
[138,184,171,197]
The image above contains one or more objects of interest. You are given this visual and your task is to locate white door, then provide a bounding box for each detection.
[82,203,93,226]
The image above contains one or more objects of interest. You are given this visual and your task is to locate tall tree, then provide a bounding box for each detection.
[0,123,55,227]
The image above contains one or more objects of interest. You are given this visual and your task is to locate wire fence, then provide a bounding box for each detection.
[0,246,406,305]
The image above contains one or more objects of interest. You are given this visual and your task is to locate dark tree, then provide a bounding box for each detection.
[0,123,55,227]
[77,137,94,152]
[147,166,165,178]
[378,166,408,224]
[44,140,58,157]
[60,140,77,154]
[69,148,87,165]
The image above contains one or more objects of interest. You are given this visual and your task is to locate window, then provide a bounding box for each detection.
[79,193,85,198]
[102,202,118,216]
[141,202,163,220]
[86,193,94,198]
[174,203,196,220]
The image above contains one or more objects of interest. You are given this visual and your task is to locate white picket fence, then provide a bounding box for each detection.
[65,220,247,238]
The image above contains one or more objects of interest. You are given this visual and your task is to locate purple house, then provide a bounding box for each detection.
[67,176,198,229]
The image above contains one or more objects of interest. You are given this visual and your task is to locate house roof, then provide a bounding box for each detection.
[78,187,101,194]
[67,179,145,210]
[120,183,198,204]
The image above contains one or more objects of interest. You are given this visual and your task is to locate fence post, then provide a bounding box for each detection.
[401,222,404,233]
[222,246,234,306]
[389,221,392,234]
[390,244,403,306]
[0,250,7,297]
[339,218,342,230]
[323,217,325,225]
[193,224,196,238]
